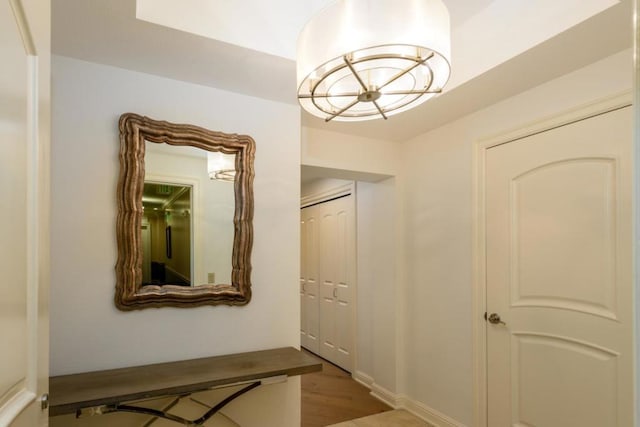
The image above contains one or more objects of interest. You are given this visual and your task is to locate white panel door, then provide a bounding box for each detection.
[318,195,355,371]
[319,209,338,360]
[300,207,320,354]
[0,0,50,426]
[486,107,633,426]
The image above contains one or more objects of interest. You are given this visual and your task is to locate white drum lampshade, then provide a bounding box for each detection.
[297,0,451,122]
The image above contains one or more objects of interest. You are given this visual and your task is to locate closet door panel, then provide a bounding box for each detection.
[300,207,319,353]
[319,210,338,360]
[334,203,353,369]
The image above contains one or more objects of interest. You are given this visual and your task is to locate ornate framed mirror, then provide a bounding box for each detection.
[115,113,255,310]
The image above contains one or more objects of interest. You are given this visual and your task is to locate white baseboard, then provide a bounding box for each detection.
[369,383,400,409]
[352,370,374,388]
[352,370,400,408]
[397,395,466,427]
[351,372,466,427]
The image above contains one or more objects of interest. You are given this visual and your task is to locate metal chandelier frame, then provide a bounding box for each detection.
[298,50,444,122]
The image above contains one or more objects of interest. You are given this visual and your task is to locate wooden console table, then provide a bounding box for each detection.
[49,347,321,425]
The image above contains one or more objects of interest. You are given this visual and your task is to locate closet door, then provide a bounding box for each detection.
[300,192,356,372]
[318,195,355,371]
[300,206,320,354]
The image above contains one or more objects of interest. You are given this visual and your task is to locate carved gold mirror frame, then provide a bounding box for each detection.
[115,113,255,310]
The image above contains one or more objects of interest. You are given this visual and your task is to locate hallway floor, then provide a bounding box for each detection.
[301,350,391,427]
[328,409,433,427]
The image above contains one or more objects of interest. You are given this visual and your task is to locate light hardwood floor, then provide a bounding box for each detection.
[301,350,391,427]
[327,410,434,427]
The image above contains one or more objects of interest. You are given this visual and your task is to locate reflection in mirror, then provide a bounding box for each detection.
[142,182,192,286]
[116,113,255,310]
[207,151,236,182]
[144,141,235,288]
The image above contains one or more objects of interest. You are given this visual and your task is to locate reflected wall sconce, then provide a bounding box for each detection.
[296,0,451,122]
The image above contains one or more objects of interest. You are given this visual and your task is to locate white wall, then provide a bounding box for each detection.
[302,126,400,177]
[400,49,632,425]
[355,178,403,402]
[50,55,301,426]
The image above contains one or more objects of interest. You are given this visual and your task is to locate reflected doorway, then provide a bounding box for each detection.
[142,182,192,286]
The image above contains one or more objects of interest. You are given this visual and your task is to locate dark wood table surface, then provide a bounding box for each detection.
[49,347,322,416]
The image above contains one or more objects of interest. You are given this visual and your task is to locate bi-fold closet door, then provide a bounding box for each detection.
[300,192,355,372]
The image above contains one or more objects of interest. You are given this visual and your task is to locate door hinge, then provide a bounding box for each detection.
[41,393,49,410]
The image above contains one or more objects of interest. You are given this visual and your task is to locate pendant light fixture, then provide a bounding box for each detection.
[297,0,451,122]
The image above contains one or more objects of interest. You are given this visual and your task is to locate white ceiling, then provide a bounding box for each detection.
[134,0,496,60]
[52,0,631,142]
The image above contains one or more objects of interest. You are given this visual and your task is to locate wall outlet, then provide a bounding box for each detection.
[208,272,215,284]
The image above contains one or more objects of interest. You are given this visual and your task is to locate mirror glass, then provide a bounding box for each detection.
[143,142,235,287]
[116,113,254,310]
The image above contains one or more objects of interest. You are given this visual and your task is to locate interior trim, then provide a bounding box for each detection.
[300,182,353,208]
